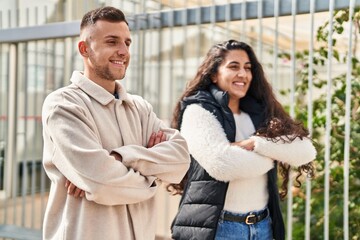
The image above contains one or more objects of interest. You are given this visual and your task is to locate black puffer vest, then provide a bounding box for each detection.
[171,85,285,240]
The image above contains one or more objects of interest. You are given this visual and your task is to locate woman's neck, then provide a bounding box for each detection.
[228,98,240,114]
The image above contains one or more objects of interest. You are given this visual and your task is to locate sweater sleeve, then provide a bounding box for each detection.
[113,96,190,184]
[180,104,274,182]
[43,95,157,206]
[250,135,317,167]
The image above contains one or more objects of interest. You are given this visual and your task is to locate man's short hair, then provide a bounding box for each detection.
[80,6,128,31]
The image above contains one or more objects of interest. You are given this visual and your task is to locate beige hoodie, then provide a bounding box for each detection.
[42,71,190,240]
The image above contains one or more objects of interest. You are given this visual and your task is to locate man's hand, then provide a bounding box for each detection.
[110,131,166,162]
[147,130,167,148]
[64,131,167,198]
[65,179,85,198]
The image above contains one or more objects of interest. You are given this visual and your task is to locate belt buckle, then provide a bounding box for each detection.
[245,214,256,225]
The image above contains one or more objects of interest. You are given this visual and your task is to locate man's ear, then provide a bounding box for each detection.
[78,41,88,57]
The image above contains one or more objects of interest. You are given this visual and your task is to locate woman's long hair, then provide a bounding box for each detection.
[168,40,314,200]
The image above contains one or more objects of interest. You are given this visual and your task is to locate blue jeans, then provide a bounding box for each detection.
[215,208,273,240]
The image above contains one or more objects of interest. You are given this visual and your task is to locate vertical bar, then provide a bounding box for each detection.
[225,1,230,39]
[141,0,147,98]
[272,0,279,88]
[145,2,153,104]
[1,45,10,225]
[21,42,29,227]
[132,1,140,93]
[31,40,40,229]
[196,0,202,66]
[165,3,174,236]
[138,3,146,97]
[210,0,216,43]
[0,42,2,199]
[167,0,174,118]
[182,0,188,98]
[343,1,355,239]
[22,9,30,227]
[43,5,47,25]
[241,0,247,42]
[8,9,11,28]
[257,0,263,59]
[305,0,315,239]
[287,0,297,239]
[16,7,19,28]
[324,0,335,239]
[50,40,55,90]
[324,2,336,240]
[0,11,4,212]
[156,2,163,118]
[40,39,48,222]
[7,43,18,225]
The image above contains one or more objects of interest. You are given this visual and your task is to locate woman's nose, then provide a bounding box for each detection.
[237,68,246,76]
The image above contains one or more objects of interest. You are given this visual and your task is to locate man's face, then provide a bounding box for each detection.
[80,20,131,82]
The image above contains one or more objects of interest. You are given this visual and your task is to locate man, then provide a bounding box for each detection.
[42,6,190,240]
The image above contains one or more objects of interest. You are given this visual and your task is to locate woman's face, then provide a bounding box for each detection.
[212,49,252,104]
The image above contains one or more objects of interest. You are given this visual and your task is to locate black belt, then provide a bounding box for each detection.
[221,209,269,225]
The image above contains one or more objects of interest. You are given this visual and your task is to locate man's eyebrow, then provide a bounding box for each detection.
[104,35,132,43]
[104,35,119,39]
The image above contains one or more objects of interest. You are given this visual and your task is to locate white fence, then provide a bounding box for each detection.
[0,0,359,239]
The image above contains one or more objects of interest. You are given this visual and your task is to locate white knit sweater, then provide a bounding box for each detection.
[181,104,317,213]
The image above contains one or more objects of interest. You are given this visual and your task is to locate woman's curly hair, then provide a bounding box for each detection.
[255,117,315,199]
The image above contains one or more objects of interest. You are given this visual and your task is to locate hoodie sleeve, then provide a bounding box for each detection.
[180,104,274,182]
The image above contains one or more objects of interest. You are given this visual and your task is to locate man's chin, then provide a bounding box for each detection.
[115,74,126,80]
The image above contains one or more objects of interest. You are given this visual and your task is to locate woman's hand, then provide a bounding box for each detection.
[65,179,85,198]
[231,138,255,151]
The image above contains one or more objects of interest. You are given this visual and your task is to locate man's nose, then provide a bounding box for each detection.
[117,43,129,55]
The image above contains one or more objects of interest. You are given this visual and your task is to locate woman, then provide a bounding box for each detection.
[169,40,316,240]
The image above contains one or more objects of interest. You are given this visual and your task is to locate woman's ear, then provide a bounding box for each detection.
[78,41,88,57]
[211,75,217,83]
